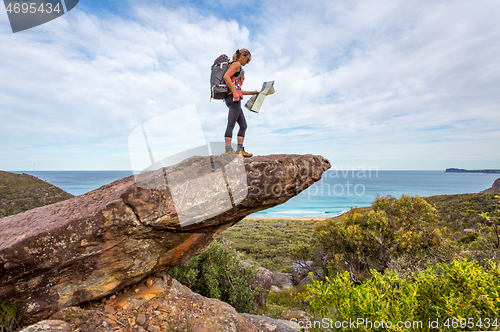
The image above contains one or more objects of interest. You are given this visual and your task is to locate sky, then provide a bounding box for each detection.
[1,0,499,171]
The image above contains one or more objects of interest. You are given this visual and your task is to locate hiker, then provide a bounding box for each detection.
[223,48,258,157]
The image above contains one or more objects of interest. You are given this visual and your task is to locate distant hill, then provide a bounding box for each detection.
[0,171,73,218]
[481,178,500,194]
[446,168,500,173]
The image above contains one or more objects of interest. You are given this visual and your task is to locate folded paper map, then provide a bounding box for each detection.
[245,81,275,113]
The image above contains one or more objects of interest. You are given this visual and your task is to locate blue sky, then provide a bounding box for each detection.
[1,0,499,171]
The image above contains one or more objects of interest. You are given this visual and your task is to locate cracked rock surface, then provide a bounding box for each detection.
[0,154,330,322]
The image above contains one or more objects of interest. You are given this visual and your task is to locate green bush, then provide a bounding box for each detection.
[306,259,500,331]
[0,299,24,332]
[311,195,448,280]
[168,240,260,313]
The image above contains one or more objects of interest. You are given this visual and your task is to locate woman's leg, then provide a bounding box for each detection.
[224,95,252,156]
[234,111,252,156]
[224,95,241,151]
[235,110,247,150]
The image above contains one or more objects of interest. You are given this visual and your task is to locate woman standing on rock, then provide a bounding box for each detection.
[223,49,259,157]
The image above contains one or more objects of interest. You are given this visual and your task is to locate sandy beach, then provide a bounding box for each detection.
[243,216,329,220]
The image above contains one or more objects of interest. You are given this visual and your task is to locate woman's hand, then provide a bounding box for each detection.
[252,90,259,95]
[233,90,244,101]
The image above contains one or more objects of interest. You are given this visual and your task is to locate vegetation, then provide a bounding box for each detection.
[425,192,499,238]
[1,171,72,330]
[0,171,73,218]
[0,299,23,332]
[480,195,500,250]
[218,218,315,271]
[297,195,449,281]
[2,169,500,330]
[266,284,312,317]
[306,259,500,331]
[259,194,500,331]
[171,193,500,329]
[167,240,261,313]
[426,192,500,263]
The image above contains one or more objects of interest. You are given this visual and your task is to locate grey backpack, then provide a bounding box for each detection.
[210,54,243,100]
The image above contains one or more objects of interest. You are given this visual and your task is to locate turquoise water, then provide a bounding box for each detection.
[251,170,500,218]
[13,170,499,218]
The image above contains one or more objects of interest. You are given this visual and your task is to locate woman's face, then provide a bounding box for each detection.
[240,54,251,66]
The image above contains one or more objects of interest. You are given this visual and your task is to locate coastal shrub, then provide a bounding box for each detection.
[451,195,500,264]
[0,299,24,332]
[314,209,390,280]
[425,192,500,236]
[167,240,260,313]
[311,195,448,280]
[480,195,500,250]
[306,259,500,332]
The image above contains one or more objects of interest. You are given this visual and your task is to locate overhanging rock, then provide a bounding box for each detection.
[0,154,330,321]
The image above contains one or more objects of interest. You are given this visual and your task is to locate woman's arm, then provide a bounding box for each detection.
[223,62,241,100]
[242,90,259,95]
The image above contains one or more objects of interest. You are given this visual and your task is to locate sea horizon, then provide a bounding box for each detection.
[10,169,500,218]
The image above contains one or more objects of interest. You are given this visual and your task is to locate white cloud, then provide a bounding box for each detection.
[0,0,499,170]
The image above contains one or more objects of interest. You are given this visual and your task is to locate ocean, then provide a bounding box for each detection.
[13,170,500,218]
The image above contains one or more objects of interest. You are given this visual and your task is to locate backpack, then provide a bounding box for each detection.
[210,54,243,100]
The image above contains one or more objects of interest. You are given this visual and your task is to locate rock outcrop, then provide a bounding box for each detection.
[242,263,294,307]
[291,260,323,285]
[480,177,500,193]
[0,154,330,322]
[21,273,296,332]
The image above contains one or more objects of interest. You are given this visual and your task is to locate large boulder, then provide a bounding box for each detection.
[20,273,296,332]
[272,272,294,289]
[0,154,330,321]
[242,263,294,305]
[291,260,324,285]
[19,320,72,332]
[251,267,274,308]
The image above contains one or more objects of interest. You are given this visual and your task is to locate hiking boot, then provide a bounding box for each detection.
[238,147,253,158]
[226,148,241,156]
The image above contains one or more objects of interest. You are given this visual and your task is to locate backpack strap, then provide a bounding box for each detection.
[229,61,244,89]
[234,69,244,85]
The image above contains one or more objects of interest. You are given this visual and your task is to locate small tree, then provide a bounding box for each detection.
[312,195,447,280]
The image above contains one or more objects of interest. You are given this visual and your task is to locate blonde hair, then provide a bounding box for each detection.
[232,48,251,62]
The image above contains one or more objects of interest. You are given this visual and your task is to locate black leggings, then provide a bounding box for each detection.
[224,94,247,138]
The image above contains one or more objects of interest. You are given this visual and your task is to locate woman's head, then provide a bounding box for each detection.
[233,49,251,65]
